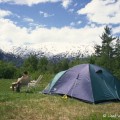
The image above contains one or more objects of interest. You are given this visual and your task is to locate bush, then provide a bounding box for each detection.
[0,61,16,79]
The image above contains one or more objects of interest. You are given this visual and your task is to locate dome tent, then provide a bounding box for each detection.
[43,64,120,103]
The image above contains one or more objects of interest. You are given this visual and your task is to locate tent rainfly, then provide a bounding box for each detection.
[43,64,120,103]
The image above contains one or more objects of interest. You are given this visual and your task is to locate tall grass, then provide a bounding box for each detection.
[0,75,120,120]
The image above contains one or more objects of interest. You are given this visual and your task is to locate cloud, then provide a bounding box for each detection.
[29,22,46,28]
[77,0,120,24]
[0,0,72,9]
[23,17,47,28]
[23,17,34,22]
[39,11,54,18]
[70,22,75,26]
[0,18,29,48]
[0,17,105,54]
[70,21,82,26]
[77,21,82,25]
[0,9,12,18]
[61,0,72,9]
[0,0,60,6]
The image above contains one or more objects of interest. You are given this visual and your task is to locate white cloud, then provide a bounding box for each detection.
[0,17,105,54]
[23,16,46,28]
[77,0,120,24]
[77,21,82,25]
[70,21,82,26]
[70,22,75,26]
[39,11,54,18]
[23,17,34,22]
[0,0,60,6]
[61,0,72,9]
[0,9,12,18]
[0,18,29,47]
[0,0,72,9]
[29,22,46,28]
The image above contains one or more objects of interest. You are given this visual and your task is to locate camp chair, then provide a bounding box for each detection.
[27,75,43,91]
[10,77,31,92]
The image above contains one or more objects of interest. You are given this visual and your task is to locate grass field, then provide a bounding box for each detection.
[0,74,120,120]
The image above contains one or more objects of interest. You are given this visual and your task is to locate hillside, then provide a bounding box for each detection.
[0,49,23,66]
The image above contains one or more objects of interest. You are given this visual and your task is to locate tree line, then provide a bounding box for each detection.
[0,26,120,79]
[89,26,120,78]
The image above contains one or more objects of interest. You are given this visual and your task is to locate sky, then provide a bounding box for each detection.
[0,0,120,55]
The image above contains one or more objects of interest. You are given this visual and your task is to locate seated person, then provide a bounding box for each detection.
[12,71,30,92]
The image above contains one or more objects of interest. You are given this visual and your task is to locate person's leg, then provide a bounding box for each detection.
[16,83,21,92]
[12,83,17,91]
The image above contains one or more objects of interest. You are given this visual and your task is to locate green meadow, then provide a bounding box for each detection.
[0,74,120,120]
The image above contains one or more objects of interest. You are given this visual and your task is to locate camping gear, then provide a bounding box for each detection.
[27,75,43,90]
[43,64,120,103]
